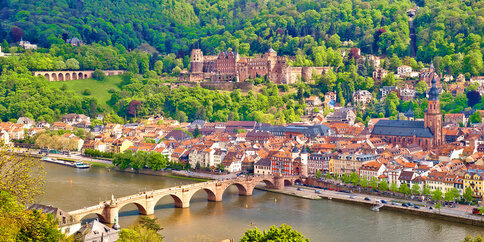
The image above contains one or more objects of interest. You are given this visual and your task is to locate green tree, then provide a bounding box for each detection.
[411,184,421,196]
[325,172,333,180]
[118,226,163,242]
[462,235,484,242]
[93,69,106,81]
[432,189,443,202]
[65,58,80,70]
[379,180,389,191]
[469,111,482,124]
[399,183,411,196]
[390,182,398,193]
[463,187,474,203]
[240,224,309,242]
[422,184,431,197]
[435,202,442,214]
[16,210,64,242]
[315,170,322,179]
[415,81,428,95]
[192,127,201,138]
[154,60,164,75]
[350,172,360,186]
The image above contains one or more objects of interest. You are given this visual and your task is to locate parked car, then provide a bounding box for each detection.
[413,205,420,209]
[364,197,371,201]
[380,200,387,204]
[297,187,302,191]
[391,202,398,205]
[349,195,356,199]
[315,190,322,194]
[402,203,409,207]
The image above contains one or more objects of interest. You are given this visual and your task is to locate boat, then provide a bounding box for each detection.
[74,161,90,169]
[371,203,384,212]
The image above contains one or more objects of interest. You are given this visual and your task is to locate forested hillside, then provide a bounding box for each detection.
[1,0,482,62]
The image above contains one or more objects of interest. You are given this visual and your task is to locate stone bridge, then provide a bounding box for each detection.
[32,70,126,81]
[68,175,303,224]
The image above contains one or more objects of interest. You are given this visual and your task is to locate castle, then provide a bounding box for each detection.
[183,48,330,84]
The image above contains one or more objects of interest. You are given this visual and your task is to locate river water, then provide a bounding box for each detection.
[38,163,483,241]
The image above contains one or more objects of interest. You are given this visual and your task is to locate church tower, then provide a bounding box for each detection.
[424,77,443,147]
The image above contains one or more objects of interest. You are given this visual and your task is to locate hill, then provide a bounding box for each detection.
[1,0,482,63]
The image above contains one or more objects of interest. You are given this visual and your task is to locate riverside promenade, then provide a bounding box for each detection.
[258,185,484,227]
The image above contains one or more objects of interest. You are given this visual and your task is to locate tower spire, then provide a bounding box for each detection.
[428,76,439,101]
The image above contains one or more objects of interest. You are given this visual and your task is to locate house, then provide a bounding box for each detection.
[397,65,412,77]
[254,158,272,175]
[17,117,35,129]
[73,220,119,242]
[66,37,83,46]
[398,85,416,101]
[444,113,466,126]
[326,108,356,125]
[51,122,73,131]
[352,90,372,106]
[331,154,377,177]
[308,153,332,174]
[398,171,416,187]
[222,151,244,173]
[359,161,386,179]
[62,114,91,127]
[165,129,191,141]
[0,131,10,145]
[111,138,133,153]
[306,96,322,106]
[373,68,388,81]
[380,86,397,97]
[19,40,37,50]
[463,170,484,198]
[324,92,337,109]
[28,204,80,236]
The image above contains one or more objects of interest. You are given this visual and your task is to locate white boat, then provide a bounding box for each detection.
[74,161,90,169]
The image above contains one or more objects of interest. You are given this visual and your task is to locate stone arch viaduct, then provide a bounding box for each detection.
[32,70,126,81]
[68,175,303,224]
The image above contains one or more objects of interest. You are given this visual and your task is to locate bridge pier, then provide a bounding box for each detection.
[273,176,285,190]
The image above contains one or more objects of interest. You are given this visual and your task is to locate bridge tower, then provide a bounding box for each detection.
[300,146,308,177]
[190,49,204,73]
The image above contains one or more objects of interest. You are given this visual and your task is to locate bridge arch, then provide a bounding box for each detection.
[283,179,293,187]
[77,212,107,224]
[52,73,58,81]
[294,178,304,185]
[65,73,71,80]
[116,201,148,215]
[44,73,50,80]
[72,72,78,80]
[222,182,250,197]
[154,193,184,208]
[259,179,275,188]
[58,73,64,81]
[189,187,218,202]
[79,72,84,79]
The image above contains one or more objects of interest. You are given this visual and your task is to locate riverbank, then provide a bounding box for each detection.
[265,185,484,227]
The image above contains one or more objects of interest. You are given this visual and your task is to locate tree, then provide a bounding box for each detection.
[240,224,309,242]
[369,177,379,189]
[411,184,421,196]
[16,210,64,241]
[10,26,24,42]
[469,111,482,124]
[422,184,431,197]
[327,34,341,49]
[463,235,484,242]
[379,180,389,191]
[315,170,322,179]
[467,91,481,107]
[93,69,106,81]
[118,226,163,242]
[435,202,442,213]
[415,81,428,95]
[350,172,360,186]
[127,100,142,118]
[399,183,411,196]
[172,66,182,76]
[65,58,80,70]
[154,60,164,75]
[192,127,201,138]
[444,189,456,202]
[325,172,333,180]
[463,187,474,203]
[432,189,443,202]
[390,182,398,193]
[0,146,44,204]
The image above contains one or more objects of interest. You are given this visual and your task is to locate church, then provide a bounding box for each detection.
[371,77,443,150]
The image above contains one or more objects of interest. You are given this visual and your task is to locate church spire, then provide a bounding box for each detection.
[428,76,439,101]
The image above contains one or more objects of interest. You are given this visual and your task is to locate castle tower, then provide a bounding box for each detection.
[424,77,443,147]
[190,49,204,73]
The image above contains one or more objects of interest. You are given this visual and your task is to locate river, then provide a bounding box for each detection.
[38,163,483,241]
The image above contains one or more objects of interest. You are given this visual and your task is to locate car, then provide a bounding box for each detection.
[349,195,356,199]
[429,206,433,210]
[315,190,322,194]
[391,202,398,206]
[407,203,415,207]
[413,205,420,209]
[380,200,387,204]
[364,197,371,201]
[402,203,409,207]
[297,187,302,191]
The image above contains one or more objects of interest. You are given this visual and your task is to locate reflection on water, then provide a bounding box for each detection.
[39,162,483,242]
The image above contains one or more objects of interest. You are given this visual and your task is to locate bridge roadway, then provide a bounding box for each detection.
[68,175,303,224]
